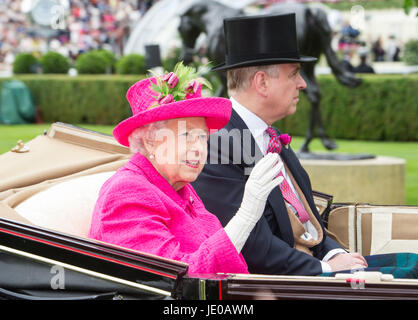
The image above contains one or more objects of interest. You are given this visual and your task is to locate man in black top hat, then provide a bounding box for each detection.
[192,13,368,275]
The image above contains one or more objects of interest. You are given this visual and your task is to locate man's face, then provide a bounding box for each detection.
[266,63,306,122]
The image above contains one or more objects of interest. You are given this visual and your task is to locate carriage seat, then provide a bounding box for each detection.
[13,171,115,238]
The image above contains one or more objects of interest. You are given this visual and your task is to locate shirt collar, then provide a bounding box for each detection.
[230,96,269,153]
[127,153,194,211]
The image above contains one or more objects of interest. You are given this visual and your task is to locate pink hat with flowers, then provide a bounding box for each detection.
[113,62,232,147]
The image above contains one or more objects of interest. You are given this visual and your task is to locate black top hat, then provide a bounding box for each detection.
[212,13,317,71]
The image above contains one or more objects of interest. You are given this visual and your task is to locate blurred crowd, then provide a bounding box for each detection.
[0,0,158,70]
[336,21,402,74]
[0,0,408,74]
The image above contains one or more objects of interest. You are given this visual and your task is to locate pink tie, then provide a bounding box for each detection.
[265,127,309,223]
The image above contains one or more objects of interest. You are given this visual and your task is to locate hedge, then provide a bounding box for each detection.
[12,53,39,74]
[0,75,142,124]
[115,54,147,75]
[1,74,417,141]
[275,74,418,141]
[404,39,418,66]
[75,50,117,74]
[40,52,70,74]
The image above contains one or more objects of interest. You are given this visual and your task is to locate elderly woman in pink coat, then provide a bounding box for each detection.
[89,63,283,276]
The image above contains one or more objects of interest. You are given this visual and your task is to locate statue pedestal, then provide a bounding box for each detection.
[300,156,406,205]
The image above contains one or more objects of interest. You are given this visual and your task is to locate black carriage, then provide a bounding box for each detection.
[1,123,417,301]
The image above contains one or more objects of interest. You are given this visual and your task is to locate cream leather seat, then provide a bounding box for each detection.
[14,171,115,238]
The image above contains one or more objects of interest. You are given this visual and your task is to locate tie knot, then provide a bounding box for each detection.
[265,127,282,154]
[265,127,277,138]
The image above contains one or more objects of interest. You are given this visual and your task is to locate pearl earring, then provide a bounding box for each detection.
[149,154,155,159]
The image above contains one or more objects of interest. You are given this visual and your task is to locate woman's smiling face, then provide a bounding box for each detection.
[147,117,208,191]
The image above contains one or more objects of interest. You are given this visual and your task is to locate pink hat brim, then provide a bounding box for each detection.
[113,97,232,147]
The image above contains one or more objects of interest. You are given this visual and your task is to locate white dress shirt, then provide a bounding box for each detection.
[231,97,345,273]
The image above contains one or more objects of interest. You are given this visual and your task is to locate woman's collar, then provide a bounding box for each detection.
[128,153,192,208]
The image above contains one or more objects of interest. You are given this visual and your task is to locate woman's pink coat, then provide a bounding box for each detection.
[89,153,248,275]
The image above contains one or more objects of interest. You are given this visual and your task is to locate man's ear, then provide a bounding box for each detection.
[252,71,269,97]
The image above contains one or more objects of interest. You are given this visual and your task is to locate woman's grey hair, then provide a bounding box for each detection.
[227,64,280,95]
[128,120,169,156]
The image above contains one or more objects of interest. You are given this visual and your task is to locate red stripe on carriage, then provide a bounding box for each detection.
[0,227,177,279]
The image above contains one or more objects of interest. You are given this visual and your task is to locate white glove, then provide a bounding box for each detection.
[224,153,284,253]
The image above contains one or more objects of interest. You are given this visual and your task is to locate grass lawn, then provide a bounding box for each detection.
[1,123,417,205]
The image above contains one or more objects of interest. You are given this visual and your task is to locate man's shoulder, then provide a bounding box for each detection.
[211,113,244,135]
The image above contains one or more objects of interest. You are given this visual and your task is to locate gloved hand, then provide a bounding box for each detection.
[239,152,284,223]
[224,153,284,252]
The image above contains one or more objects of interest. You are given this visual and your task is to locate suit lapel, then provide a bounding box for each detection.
[278,134,322,223]
[227,112,323,246]
[229,110,263,168]
[274,127,310,203]
[229,110,294,246]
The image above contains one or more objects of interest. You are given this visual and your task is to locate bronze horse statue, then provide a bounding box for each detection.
[178,1,362,153]
[178,1,243,98]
